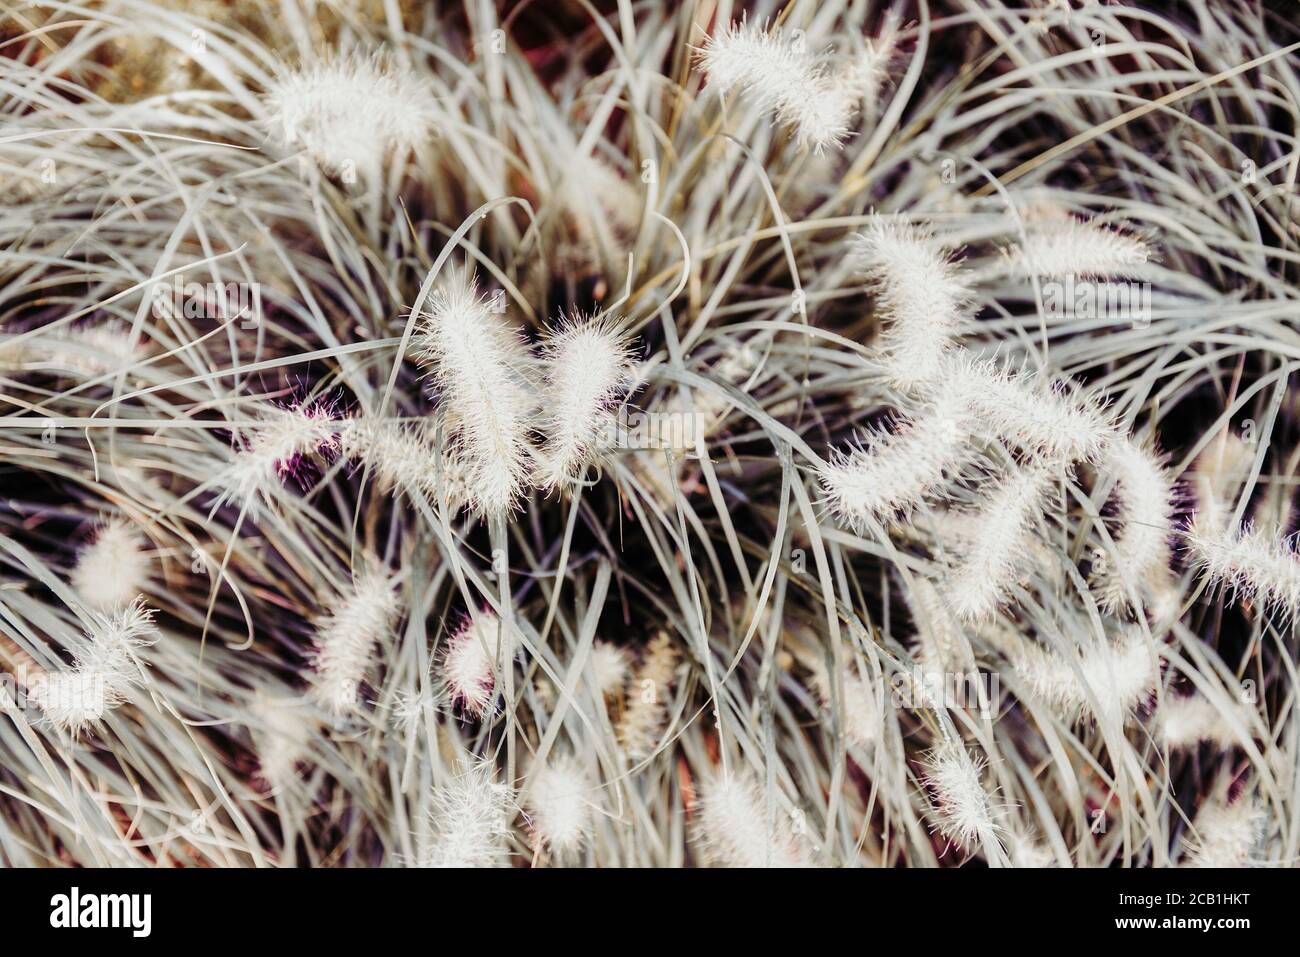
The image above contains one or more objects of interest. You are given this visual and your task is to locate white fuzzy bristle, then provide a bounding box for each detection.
[1011,628,1160,728]
[222,403,340,506]
[310,570,400,716]
[525,755,594,862]
[1191,432,1254,535]
[249,694,314,794]
[819,394,972,530]
[589,642,630,698]
[73,519,150,610]
[536,315,634,488]
[694,771,812,867]
[1093,438,1176,612]
[945,355,1113,462]
[32,599,158,735]
[923,744,1000,848]
[443,612,521,718]
[339,417,466,509]
[1157,694,1249,750]
[1008,216,1152,279]
[1185,516,1300,622]
[812,663,883,749]
[1183,790,1264,867]
[854,220,972,388]
[415,273,536,515]
[697,21,855,154]
[0,324,145,375]
[945,465,1053,622]
[264,52,438,177]
[423,763,513,868]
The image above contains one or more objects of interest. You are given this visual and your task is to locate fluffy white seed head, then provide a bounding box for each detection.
[697,21,854,153]
[694,771,812,867]
[1158,694,1250,750]
[32,599,158,734]
[1185,516,1300,622]
[589,641,630,698]
[249,694,315,794]
[1184,790,1265,867]
[73,519,150,610]
[819,394,973,530]
[945,464,1053,622]
[1007,216,1152,279]
[264,52,438,177]
[536,315,634,488]
[443,612,521,718]
[854,220,972,388]
[339,417,466,509]
[923,744,1000,848]
[847,20,900,122]
[310,569,400,716]
[423,762,513,868]
[945,354,1113,462]
[524,755,594,862]
[1011,628,1160,728]
[223,403,340,506]
[31,671,115,736]
[415,273,536,515]
[1093,438,1176,612]
[1005,827,1055,867]
[812,663,883,749]
[0,324,146,375]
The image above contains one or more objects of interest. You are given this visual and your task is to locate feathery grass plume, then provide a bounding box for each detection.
[415,272,536,515]
[818,393,973,530]
[848,18,901,122]
[1184,516,1300,621]
[945,354,1113,462]
[1093,438,1176,612]
[338,417,467,509]
[310,569,400,716]
[248,694,314,794]
[423,762,513,868]
[1183,786,1265,868]
[696,20,855,154]
[1157,694,1249,750]
[221,402,340,507]
[811,662,883,749]
[30,599,158,735]
[524,755,594,862]
[922,744,1001,848]
[264,51,438,178]
[72,519,149,610]
[1005,827,1055,868]
[1191,432,1253,534]
[536,314,635,488]
[853,219,972,387]
[617,631,678,760]
[0,324,145,375]
[443,611,522,718]
[1006,215,1152,279]
[693,771,812,867]
[944,464,1054,622]
[589,641,630,698]
[1010,628,1160,728]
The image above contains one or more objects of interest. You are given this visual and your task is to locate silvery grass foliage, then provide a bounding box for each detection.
[0,0,1298,869]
